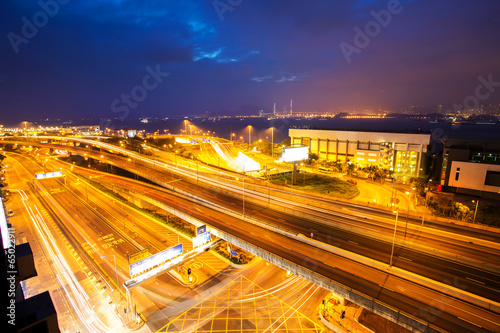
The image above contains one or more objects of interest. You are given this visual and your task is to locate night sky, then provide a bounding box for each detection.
[1,0,500,125]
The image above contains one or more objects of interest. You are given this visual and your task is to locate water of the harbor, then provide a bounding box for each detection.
[32,116,500,145]
[99,117,500,144]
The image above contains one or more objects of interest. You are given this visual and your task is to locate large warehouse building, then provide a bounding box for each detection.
[289,128,431,177]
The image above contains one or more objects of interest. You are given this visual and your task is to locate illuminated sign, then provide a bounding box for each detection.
[175,137,191,144]
[196,225,207,235]
[282,146,309,163]
[193,231,211,248]
[235,152,260,172]
[35,171,63,179]
[129,248,149,265]
[129,243,183,277]
[0,202,11,250]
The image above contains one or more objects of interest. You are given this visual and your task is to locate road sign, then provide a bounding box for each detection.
[230,250,238,257]
[129,248,149,265]
[129,243,183,277]
[196,225,207,235]
[193,231,210,248]
[35,171,62,179]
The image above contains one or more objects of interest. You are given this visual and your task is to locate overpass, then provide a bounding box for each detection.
[3,137,500,332]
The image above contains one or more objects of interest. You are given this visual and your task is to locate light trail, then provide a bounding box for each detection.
[264,283,320,333]
[237,275,303,301]
[14,187,123,332]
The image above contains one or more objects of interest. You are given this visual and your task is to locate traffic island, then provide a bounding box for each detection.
[210,241,258,268]
[168,266,198,287]
[318,292,413,333]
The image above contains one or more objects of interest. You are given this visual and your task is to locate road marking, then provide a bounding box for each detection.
[398,256,412,262]
[466,277,485,285]
[348,240,358,245]
[457,316,483,328]
[379,284,395,292]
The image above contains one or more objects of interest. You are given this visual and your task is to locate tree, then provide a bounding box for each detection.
[307,153,319,165]
[436,195,452,215]
[453,202,471,221]
[344,161,354,175]
[363,164,377,181]
[281,137,291,147]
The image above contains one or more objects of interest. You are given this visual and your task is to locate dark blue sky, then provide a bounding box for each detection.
[1,0,500,125]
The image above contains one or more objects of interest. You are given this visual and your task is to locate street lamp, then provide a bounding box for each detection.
[101,255,120,299]
[241,165,246,217]
[270,127,274,159]
[404,191,410,238]
[472,200,479,223]
[389,208,399,267]
[247,125,252,149]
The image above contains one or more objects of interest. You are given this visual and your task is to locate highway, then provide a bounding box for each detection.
[35,154,500,331]
[33,140,500,303]
[4,138,500,331]
[16,137,500,268]
[5,151,328,333]
[5,152,241,328]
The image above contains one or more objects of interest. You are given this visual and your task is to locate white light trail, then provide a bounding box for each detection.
[264,283,319,333]
[16,188,122,332]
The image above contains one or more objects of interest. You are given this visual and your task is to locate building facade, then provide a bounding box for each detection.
[289,129,431,177]
[448,161,500,196]
[440,138,500,197]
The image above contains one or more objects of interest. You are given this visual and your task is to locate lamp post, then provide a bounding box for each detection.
[241,165,246,217]
[389,208,399,267]
[473,200,479,223]
[248,126,252,149]
[101,255,120,299]
[404,191,410,239]
[271,127,274,159]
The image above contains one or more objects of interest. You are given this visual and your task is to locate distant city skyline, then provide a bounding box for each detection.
[1,0,500,124]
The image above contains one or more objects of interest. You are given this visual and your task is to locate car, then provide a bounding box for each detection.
[6,210,14,217]
[347,179,357,185]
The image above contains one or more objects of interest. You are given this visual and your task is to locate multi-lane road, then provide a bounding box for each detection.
[3,137,500,332]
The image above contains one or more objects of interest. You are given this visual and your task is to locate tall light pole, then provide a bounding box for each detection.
[271,127,274,159]
[242,165,245,217]
[404,191,410,239]
[101,255,120,299]
[248,125,252,149]
[473,200,479,223]
[389,208,399,267]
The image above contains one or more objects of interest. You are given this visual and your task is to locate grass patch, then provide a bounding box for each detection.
[271,173,359,198]
[212,242,254,265]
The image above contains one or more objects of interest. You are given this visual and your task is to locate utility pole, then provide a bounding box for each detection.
[390,208,399,267]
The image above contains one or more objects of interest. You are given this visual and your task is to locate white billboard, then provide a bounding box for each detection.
[35,171,63,179]
[282,146,309,163]
[235,152,260,172]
